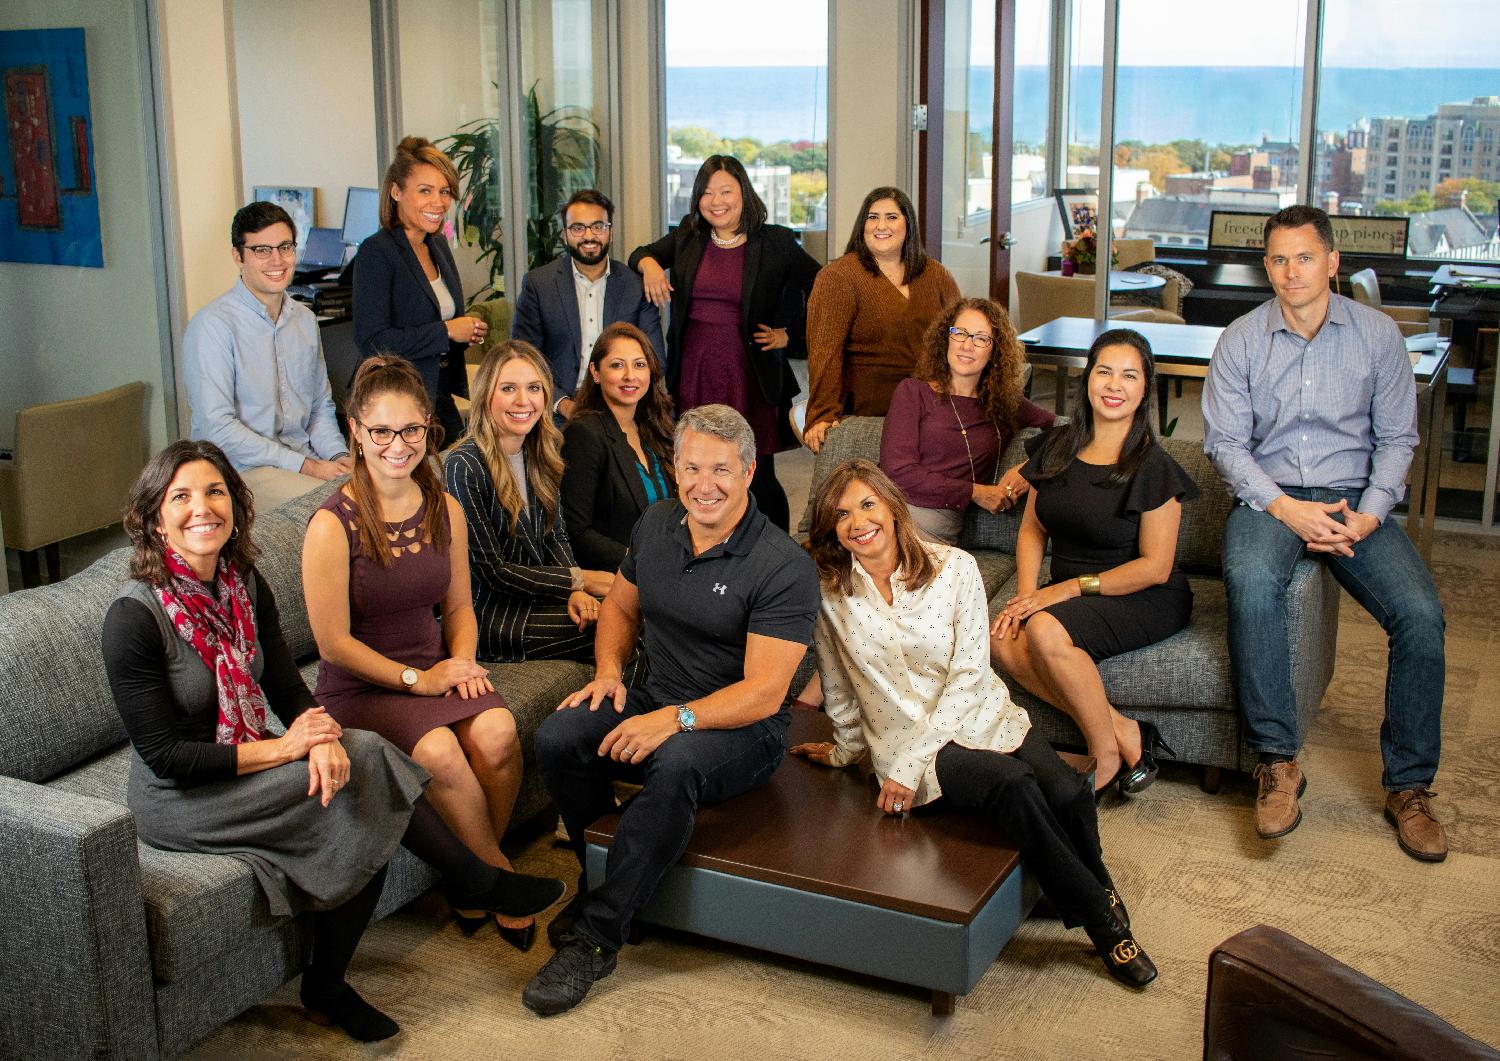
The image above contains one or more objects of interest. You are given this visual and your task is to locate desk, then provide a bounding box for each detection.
[1429,264,1499,527]
[1018,317,1450,560]
[1042,269,1165,294]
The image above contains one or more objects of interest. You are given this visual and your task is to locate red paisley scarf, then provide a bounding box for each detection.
[154,547,269,745]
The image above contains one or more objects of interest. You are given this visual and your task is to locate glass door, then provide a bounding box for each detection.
[920,0,1023,304]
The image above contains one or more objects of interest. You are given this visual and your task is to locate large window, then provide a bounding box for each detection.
[662,0,828,253]
[1316,0,1500,261]
[1093,0,1308,249]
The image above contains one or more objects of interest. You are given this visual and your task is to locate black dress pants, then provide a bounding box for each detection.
[934,729,1114,929]
[535,688,787,951]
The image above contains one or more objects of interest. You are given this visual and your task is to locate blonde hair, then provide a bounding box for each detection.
[459,340,565,532]
[379,136,460,231]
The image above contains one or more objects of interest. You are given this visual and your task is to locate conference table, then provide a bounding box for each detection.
[1017,316,1451,561]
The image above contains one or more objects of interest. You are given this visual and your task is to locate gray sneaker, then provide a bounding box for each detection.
[522,934,618,1016]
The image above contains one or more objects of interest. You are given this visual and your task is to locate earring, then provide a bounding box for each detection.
[230,526,240,541]
[356,443,363,458]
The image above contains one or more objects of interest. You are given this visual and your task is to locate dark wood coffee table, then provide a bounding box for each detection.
[584,711,1092,1014]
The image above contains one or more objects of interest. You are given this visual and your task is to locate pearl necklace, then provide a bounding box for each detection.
[710,229,745,248]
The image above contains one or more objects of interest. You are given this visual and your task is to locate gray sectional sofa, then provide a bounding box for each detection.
[0,482,589,1059]
[797,417,1341,787]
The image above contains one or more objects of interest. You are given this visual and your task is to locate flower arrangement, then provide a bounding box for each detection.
[1063,226,1118,274]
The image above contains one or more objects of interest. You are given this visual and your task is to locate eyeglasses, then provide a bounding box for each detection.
[242,241,297,260]
[565,221,612,237]
[948,327,995,350]
[357,420,429,446]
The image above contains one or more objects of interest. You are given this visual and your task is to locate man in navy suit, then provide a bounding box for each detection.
[511,190,664,421]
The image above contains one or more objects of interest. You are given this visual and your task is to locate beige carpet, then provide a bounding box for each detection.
[186,524,1500,1059]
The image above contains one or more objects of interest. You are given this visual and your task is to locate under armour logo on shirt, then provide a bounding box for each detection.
[713,583,727,595]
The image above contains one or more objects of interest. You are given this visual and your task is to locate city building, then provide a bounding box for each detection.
[1364,96,1500,203]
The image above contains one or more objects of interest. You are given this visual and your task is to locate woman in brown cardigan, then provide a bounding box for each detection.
[802,186,960,452]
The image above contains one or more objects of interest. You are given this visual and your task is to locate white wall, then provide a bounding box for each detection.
[0,0,173,452]
[233,0,379,232]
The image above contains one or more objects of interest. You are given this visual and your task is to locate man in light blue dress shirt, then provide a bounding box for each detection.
[1203,204,1446,862]
[184,202,350,512]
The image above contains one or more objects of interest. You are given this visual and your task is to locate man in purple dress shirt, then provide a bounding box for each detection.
[1202,205,1447,862]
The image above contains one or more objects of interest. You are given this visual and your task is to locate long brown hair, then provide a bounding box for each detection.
[459,339,565,533]
[379,136,460,231]
[917,296,1024,435]
[345,355,450,566]
[570,322,676,467]
[1032,328,1159,487]
[124,440,260,585]
[844,186,929,286]
[805,459,938,597]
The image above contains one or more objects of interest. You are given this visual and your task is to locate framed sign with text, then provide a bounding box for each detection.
[1209,210,1410,259]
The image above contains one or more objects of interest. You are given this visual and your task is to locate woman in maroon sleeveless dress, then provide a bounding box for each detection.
[630,154,821,529]
[304,356,541,950]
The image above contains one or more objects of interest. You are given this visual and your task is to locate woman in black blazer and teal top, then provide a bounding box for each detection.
[353,136,489,446]
[444,339,617,662]
[629,154,821,529]
[561,322,676,571]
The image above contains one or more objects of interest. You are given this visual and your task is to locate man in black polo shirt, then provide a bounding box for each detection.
[523,404,819,1016]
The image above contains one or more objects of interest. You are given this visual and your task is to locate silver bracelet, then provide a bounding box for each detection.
[570,567,584,592]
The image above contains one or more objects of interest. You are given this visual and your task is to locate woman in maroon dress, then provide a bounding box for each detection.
[303,355,541,950]
[629,155,821,529]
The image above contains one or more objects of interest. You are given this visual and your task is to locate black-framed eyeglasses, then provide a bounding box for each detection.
[948,327,995,350]
[242,240,297,260]
[357,420,429,445]
[565,221,612,237]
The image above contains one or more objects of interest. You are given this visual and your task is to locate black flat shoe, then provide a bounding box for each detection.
[300,982,400,1042]
[499,922,537,952]
[1086,925,1157,989]
[1118,720,1176,796]
[446,867,565,921]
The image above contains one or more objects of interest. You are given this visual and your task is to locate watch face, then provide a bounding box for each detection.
[679,706,696,730]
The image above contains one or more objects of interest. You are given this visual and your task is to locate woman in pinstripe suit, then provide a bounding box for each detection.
[444,340,616,663]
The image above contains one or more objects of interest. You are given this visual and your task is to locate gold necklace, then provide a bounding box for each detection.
[947,394,978,482]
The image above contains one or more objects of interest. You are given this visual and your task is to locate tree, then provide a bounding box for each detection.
[668,126,724,158]
[1434,177,1500,216]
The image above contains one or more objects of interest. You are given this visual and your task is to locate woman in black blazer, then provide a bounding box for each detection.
[629,154,821,529]
[352,136,488,446]
[561,322,676,570]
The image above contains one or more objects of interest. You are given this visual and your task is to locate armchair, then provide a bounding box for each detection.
[0,382,148,588]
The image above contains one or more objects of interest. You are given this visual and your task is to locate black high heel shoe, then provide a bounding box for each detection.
[453,910,538,952]
[445,867,565,922]
[1085,923,1158,989]
[1104,887,1131,935]
[1117,720,1176,796]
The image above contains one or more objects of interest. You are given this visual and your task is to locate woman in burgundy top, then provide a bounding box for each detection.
[629,155,821,529]
[879,297,1055,543]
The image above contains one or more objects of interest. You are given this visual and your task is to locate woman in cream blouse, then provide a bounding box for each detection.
[791,458,1156,989]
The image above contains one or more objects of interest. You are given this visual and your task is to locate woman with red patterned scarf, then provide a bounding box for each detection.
[102,440,562,1043]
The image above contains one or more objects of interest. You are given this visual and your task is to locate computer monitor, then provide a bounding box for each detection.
[299,227,346,272]
[341,187,381,249]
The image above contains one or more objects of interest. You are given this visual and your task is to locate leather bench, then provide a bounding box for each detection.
[584,711,1092,1014]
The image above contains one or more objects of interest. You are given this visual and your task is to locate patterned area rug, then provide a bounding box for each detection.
[189,528,1500,1059]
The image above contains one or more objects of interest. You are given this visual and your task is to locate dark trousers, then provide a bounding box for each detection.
[934,729,1113,929]
[406,352,465,448]
[535,688,787,951]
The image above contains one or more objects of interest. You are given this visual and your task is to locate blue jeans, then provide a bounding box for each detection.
[535,688,787,951]
[1222,488,1445,790]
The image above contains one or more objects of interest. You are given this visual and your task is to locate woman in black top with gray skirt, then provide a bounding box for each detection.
[102,441,562,1042]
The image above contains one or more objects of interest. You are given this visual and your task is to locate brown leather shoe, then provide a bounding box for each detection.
[1385,789,1448,862]
[1252,760,1306,839]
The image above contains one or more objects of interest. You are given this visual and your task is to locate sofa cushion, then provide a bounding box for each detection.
[796,416,886,535]
[1157,436,1234,576]
[251,481,341,664]
[0,551,131,782]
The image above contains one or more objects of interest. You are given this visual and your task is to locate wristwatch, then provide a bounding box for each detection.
[400,667,420,692]
[676,704,697,733]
